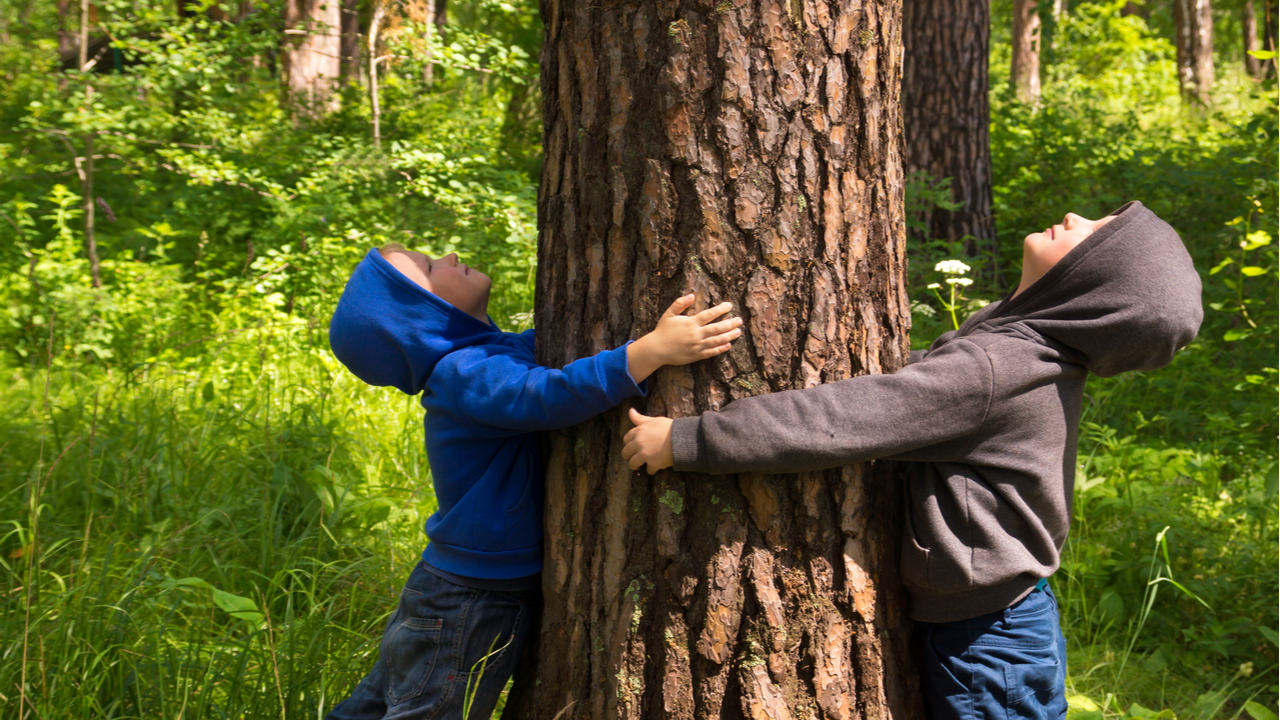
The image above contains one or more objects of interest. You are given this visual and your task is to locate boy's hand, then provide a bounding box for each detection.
[622,408,674,474]
[627,295,742,382]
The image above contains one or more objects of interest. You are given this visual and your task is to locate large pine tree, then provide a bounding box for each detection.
[503,2,923,718]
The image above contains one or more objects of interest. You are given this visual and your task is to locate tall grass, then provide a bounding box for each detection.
[0,322,434,718]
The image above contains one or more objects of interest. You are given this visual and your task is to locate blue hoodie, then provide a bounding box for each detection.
[329,249,646,579]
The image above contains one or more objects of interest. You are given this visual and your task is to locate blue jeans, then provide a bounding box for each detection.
[327,561,540,720]
[918,583,1068,720]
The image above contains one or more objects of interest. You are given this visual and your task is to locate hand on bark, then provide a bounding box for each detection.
[622,408,674,474]
[626,295,742,383]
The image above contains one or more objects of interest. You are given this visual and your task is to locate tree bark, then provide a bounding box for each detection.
[902,0,996,262]
[1174,0,1214,105]
[1267,0,1279,78]
[281,0,342,116]
[1011,0,1042,102]
[340,0,362,84]
[1244,0,1262,78]
[433,0,447,32]
[504,2,922,719]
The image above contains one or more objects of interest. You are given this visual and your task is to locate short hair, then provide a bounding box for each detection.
[378,243,406,257]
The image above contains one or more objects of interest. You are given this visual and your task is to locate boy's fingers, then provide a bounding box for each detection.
[700,328,742,347]
[661,294,696,319]
[700,318,743,336]
[628,407,651,426]
[692,302,733,324]
[700,342,733,358]
[627,448,645,471]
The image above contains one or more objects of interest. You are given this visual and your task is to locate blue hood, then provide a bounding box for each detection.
[329,248,504,395]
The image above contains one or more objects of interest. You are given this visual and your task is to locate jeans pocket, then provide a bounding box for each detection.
[1003,656,1063,720]
[382,614,444,705]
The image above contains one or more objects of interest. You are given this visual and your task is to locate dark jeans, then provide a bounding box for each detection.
[918,583,1068,720]
[327,561,540,720]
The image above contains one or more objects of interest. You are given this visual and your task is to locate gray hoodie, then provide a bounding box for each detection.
[671,201,1203,622]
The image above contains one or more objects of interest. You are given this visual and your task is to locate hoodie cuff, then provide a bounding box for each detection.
[618,341,650,397]
[670,416,708,473]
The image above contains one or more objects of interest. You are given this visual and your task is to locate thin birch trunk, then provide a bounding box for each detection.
[1012,0,1042,102]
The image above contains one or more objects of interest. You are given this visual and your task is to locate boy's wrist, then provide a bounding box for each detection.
[627,335,664,383]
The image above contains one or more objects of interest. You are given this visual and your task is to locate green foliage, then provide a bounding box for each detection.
[0,0,1275,718]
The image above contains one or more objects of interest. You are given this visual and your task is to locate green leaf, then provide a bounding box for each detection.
[1245,703,1278,720]
[1070,695,1102,712]
[1208,257,1233,275]
[212,588,264,625]
[1244,230,1273,249]
[201,381,215,402]
[1247,50,1278,60]
[157,576,212,590]
[1224,329,1252,342]
[1260,624,1278,646]
[1240,266,1268,277]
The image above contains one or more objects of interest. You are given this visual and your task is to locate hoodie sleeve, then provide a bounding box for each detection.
[670,339,994,475]
[428,342,647,433]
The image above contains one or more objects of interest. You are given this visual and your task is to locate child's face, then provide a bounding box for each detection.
[1015,212,1116,297]
[384,249,492,324]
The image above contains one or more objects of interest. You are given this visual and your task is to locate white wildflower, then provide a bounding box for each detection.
[945,277,973,286]
[910,300,936,317]
[927,282,941,289]
[934,259,971,275]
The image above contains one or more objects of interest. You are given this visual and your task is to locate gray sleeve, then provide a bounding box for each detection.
[670,339,995,475]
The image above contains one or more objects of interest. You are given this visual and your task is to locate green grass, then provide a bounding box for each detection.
[0,324,435,717]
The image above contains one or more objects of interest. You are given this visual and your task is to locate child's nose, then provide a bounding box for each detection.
[445,253,459,266]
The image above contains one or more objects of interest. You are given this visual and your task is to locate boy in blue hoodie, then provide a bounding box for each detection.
[326,245,742,719]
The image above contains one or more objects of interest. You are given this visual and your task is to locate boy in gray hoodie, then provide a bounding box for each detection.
[620,201,1202,720]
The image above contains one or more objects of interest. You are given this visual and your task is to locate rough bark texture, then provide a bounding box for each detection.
[1011,0,1042,102]
[1174,0,1214,105]
[504,2,922,719]
[901,0,995,261]
[282,0,342,115]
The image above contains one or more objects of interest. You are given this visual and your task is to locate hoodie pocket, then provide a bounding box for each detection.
[901,532,931,589]
[503,472,543,550]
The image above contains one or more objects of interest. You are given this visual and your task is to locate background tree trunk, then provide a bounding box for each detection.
[1011,0,1042,102]
[1243,0,1262,78]
[902,0,996,263]
[340,0,362,84]
[1174,0,1214,104]
[504,2,923,719]
[281,0,342,116]
[1267,0,1279,78]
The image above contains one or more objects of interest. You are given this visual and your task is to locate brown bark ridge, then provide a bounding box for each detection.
[505,2,922,719]
[1174,0,1214,105]
[901,0,996,262]
[1011,0,1042,103]
[281,0,342,116]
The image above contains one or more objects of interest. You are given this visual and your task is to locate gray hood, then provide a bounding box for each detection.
[967,201,1203,377]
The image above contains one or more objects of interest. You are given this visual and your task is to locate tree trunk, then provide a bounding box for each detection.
[1174,0,1214,104]
[340,0,362,84]
[57,0,77,58]
[1244,0,1262,78]
[281,0,342,116]
[433,0,447,32]
[504,2,922,719]
[1267,0,1279,78]
[1011,0,1042,102]
[368,2,385,148]
[902,0,996,263]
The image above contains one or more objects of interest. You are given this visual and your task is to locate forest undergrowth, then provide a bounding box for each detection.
[0,1,1275,718]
